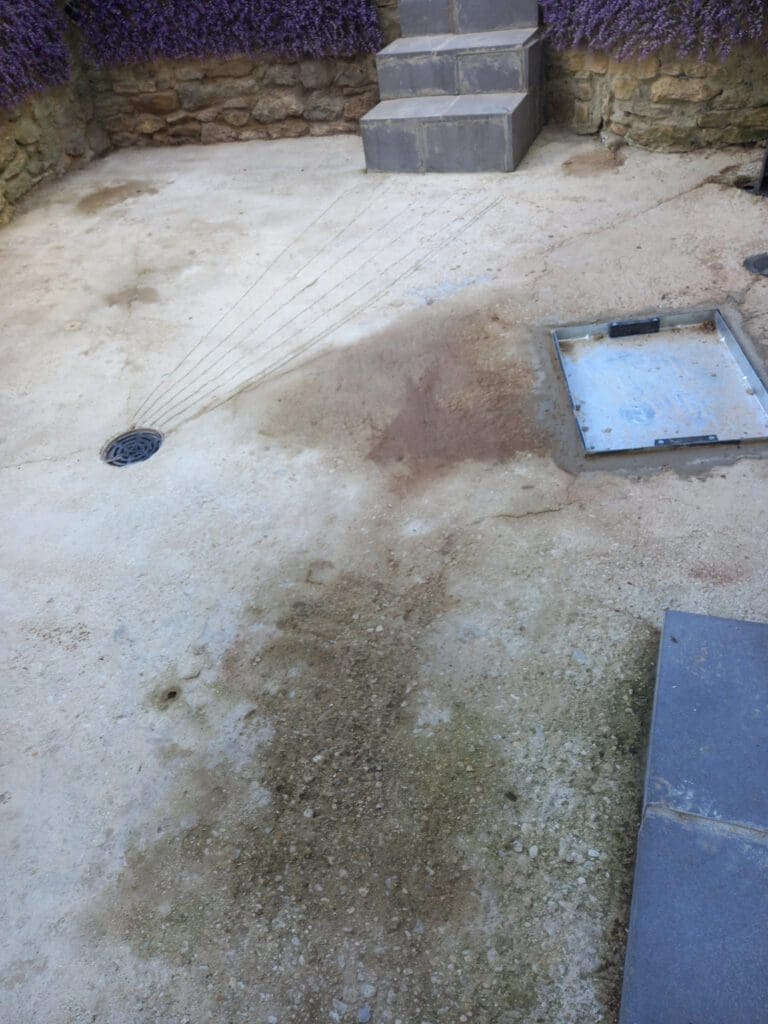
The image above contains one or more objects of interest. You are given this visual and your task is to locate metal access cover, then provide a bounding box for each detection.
[553,309,768,454]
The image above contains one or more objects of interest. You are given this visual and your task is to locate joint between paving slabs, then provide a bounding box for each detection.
[645,802,768,844]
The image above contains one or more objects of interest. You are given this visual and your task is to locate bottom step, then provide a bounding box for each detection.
[361,90,541,173]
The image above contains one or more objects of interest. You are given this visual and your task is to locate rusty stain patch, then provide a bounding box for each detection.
[258,305,552,490]
[562,149,626,177]
[689,562,745,586]
[105,286,159,307]
[77,181,159,213]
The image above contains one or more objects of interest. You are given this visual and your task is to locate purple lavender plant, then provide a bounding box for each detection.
[74,0,383,66]
[0,1,71,108]
[540,0,768,58]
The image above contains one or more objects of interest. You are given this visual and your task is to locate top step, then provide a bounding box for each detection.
[399,0,539,36]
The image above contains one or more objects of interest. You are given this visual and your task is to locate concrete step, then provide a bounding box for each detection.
[377,28,540,100]
[361,90,542,172]
[399,0,539,36]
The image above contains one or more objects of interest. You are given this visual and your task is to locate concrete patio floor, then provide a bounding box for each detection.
[2,129,768,1024]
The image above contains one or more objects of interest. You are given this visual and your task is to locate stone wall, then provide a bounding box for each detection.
[0,56,109,226]
[547,45,768,150]
[88,53,381,148]
[88,0,398,149]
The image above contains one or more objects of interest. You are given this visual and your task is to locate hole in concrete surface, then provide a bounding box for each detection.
[744,253,768,277]
[553,309,768,455]
[165,689,179,702]
[102,429,163,467]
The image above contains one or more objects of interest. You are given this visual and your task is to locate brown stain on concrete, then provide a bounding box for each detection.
[89,564,539,1022]
[689,562,745,586]
[77,181,159,213]
[258,304,554,490]
[562,149,626,177]
[105,286,159,307]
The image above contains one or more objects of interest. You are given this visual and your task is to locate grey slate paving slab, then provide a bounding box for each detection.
[399,0,539,36]
[453,0,539,32]
[361,92,538,173]
[360,120,420,172]
[399,0,453,36]
[646,610,768,831]
[377,53,459,99]
[440,28,534,50]
[619,810,768,1024]
[620,611,768,1024]
[458,51,524,94]
[376,31,535,101]
[423,115,510,171]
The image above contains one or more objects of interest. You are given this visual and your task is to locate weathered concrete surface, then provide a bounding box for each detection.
[1,130,768,1024]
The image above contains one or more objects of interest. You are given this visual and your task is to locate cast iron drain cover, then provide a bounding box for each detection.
[102,429,163,466]
[744,253,768,276]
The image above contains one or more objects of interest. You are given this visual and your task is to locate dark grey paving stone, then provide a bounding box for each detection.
[647,610,768,831]
[449,92,523,116]
[458,51,523,94]
[360,120,422,172]
[377,52,458,99]
[453,0,539,31]
[399,0,452,36]
[423,114,510,171]
[439,28,535,51]
[620,809,768,1024]
[361,95,458,121]
[378,33,455,54]
[376,31,536,101]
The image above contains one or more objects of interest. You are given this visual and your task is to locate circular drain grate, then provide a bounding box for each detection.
[102,429,163,467]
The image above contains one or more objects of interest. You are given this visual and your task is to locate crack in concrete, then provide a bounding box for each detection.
[0,448,87,472]
[471,497,576,526]
[726,274,763,310]
[492,502,573,521]
[536,178,714,275]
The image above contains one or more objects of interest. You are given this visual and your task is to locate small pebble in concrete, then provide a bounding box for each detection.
[358,1006,372,1022]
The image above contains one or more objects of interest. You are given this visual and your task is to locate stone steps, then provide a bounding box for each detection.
[362,0,543,173]
[377,28,540,100]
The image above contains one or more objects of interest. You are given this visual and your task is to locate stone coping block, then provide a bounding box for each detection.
[620,810,768,1024]
[645,610,768,831]
[620,610,768,1024]
[399,0,539,36]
